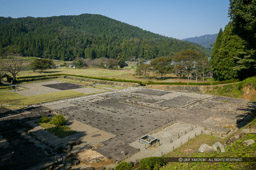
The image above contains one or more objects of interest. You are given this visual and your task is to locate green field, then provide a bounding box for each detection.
[0,78,120,109]
[18,67,210,83]
[0,90,85,109]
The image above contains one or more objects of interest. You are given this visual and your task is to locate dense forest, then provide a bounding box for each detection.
[211,0,256,81]
[0,14,207,61]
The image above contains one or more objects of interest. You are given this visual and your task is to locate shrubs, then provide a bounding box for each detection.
[139,157,165,170]
[40,116,51,123]
[114,157,166,170]
[50,114,66,126]
[40,114,66,126]
[115,162,133,170]
[39,114,75,138]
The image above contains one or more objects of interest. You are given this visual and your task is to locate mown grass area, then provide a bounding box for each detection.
[160,118,256,170]
[18,67,212,83]
[19,67,137,80]
[17,70,239,87]
[0,90,85,109]
[39,122,76,138]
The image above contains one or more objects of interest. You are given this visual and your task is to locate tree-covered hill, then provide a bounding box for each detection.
[0,14,206,60]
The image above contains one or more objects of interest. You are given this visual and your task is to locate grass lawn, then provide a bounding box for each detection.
[18,67,210,83]
[0,77,122,110]
[0,90,85,109]
[39,122,76,138]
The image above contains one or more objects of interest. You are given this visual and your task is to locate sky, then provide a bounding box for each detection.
[0,0,230,39]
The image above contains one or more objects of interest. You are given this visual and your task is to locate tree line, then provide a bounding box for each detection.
[136,49,210,81]
[210,0,256,81]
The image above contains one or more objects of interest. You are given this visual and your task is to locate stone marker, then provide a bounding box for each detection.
[243,139,255,146]
[212,142,225,153]
[198,144,213,153]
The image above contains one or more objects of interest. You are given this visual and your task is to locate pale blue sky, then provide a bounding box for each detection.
[0,0,230,39]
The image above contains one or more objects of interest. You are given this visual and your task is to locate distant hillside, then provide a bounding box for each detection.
[183,34,217,49]
[0,14,206,60]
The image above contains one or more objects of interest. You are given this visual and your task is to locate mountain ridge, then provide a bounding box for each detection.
[183,34,217,48]
[0,13,208,60]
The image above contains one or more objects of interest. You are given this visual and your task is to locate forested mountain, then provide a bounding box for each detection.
[183,34,217,49]
[0,14,206,61]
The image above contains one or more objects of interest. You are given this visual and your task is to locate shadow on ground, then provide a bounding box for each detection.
[236,102,256,129]
[0,106,85,170]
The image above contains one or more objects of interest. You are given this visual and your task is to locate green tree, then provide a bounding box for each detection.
[211,23,246,80]
[30,58,54,72]
[72,58,88,68]
[106,58,119,69]
[229,0,256,79]
[136,64,151,77]
[151,57,172,78]
[229,0,256,48]
[210,29,223,79]
[173,50,204,80]
[117,56,127,68]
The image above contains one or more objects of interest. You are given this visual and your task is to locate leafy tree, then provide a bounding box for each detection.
[72,58,88,68]
[0,56,29,84]
[117,56,127,68]
[151,57,172,78]
[193,57,209,81]
[136,64,151,77]
[173,50,204,80]
[30,58,54,72]
[106,58,119,69]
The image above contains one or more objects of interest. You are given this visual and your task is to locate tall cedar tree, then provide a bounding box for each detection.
[211,23,246,81]
[210,28,223,80]
[229,0,256,79]
[229,0,256,48]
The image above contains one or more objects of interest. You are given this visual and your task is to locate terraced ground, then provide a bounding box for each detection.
[0,79,254,169]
